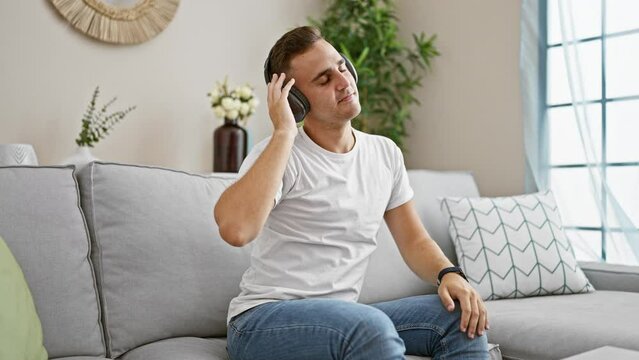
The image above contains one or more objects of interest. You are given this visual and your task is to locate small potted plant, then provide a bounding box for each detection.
[207,77,259,172]
[63,86,136,169]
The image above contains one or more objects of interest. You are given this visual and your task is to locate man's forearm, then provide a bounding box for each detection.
[214,130,296,246]
[399,237,454,285]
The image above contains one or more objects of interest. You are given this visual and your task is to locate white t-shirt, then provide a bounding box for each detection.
[226,126,414,324]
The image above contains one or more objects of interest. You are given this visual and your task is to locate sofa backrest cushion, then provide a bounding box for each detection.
[0,166,105,358]
[77,162,250,358]
[359,170,480,304]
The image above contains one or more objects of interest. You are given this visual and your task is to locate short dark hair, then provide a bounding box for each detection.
[268,26,323,77]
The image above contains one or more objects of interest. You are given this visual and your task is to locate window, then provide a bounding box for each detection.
[544,0,639,264]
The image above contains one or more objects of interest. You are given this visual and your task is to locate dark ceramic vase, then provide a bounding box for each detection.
[213,118,247,173]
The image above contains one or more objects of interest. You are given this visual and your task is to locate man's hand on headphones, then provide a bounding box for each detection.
[267,73,298,138]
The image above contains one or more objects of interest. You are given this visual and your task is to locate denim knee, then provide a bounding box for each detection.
[345,307,405,359]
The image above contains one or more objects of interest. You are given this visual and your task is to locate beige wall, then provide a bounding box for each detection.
[397,0,525,196]
[0,1,326,172]
[0,1,524,196]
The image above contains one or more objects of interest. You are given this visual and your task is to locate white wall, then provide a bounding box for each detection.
[0,0,524,196]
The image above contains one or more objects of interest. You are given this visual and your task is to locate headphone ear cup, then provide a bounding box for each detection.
[341,54,358,83]
[288,86,310,123]
[265,49,308,122]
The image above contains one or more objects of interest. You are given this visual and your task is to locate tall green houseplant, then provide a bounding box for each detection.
[310,0,439,150]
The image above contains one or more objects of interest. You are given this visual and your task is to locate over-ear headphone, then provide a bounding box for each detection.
[263,49,358,123]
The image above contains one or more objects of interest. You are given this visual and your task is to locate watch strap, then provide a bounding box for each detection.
[437,266,468,286]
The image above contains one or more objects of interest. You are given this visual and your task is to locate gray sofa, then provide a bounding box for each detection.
[1,162,638,360]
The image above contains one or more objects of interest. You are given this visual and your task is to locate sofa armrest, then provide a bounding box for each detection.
[579,261,639,293]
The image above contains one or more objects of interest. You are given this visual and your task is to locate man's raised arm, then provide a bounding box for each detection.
[214,73,297,247]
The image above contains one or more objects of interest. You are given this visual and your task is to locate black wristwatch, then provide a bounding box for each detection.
[437,266,468,286]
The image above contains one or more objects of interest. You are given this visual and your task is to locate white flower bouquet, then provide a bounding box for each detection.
[207,77,259,124]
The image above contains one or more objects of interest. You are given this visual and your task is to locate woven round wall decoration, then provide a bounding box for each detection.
[51,0,180,44]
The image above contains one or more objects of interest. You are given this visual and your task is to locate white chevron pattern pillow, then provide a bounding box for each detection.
[440,190,594,300]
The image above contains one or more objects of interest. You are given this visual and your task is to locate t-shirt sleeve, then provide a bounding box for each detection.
[237,137,295,208]
[386,143,414,211]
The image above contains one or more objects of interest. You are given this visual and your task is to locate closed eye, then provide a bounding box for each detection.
[319,68,348,86]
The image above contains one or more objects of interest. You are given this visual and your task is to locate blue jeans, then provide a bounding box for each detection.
[227,295,489,360]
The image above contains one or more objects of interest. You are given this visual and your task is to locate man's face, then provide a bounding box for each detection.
[289,40,361,125]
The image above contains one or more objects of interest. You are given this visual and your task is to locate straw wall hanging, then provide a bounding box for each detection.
[51,0,180,44]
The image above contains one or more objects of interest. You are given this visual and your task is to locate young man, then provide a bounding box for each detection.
[214,26,490,359]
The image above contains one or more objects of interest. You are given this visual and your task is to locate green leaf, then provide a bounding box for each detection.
[355,47,369,68]
[75,87,136,147]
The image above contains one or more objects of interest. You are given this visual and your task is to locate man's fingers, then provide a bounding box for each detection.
[477,300,488,336]
[276,72,286,90]
[270,73,287,102]
[281,78,295,98]
[459,291,472,333]
[438,287,455,312]
[267,74,275,104]
[467,295,480,338]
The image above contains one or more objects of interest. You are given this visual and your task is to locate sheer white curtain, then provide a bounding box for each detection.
[521,0,639,265]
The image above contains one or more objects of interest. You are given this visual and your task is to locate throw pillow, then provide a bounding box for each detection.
[440,190,594,300]
[0,235,48,360]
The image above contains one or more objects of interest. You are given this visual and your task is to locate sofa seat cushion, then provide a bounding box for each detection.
[118,337,228,360]
[405,343,502,360]
[116,337,501,360]
[485,290,639,359]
